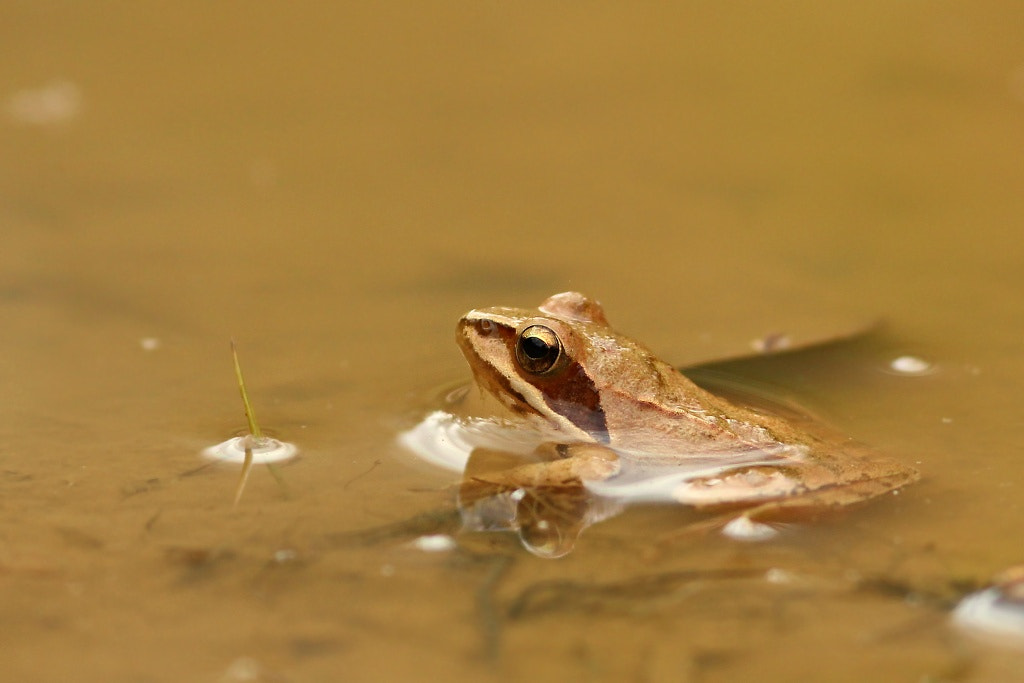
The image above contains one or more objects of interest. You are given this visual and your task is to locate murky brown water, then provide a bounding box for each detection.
[3,3,1024,681]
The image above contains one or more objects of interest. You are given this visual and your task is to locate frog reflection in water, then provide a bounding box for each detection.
[404,292,918,558]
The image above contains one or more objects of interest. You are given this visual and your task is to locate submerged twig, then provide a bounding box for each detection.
[233,445,254,507]
[264,462,291,500]
[477,555,513,661]
[342,459,382,491]
[327,507,462,547]
[507,567,767,619]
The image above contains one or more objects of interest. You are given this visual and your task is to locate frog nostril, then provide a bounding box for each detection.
[476,319,494,335]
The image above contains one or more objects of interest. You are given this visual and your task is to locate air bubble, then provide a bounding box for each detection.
[889,355,933,375]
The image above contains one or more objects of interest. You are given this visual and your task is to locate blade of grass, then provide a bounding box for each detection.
[231,339,263,440]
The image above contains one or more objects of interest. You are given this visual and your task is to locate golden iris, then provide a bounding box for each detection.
[516,325,562,374]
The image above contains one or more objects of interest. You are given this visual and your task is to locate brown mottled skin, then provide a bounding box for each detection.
[456,292,918,518]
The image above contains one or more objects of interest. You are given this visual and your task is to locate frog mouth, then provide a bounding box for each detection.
[455,312,541,419]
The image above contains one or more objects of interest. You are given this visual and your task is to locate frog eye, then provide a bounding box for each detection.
[516,325,563,374]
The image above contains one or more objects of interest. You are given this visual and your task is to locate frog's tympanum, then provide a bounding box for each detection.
[401,292,919,558]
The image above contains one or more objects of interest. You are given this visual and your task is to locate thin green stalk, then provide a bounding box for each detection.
[231,339,263,440]
[229,340,290,505]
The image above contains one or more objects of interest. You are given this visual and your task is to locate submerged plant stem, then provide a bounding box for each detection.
[477,555,513,661]
[234,446,254,507]
[265,463,291,500]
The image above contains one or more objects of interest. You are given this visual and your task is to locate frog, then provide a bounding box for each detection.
[400,291,919,557]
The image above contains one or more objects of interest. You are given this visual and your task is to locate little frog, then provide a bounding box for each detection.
[402,292,918,557]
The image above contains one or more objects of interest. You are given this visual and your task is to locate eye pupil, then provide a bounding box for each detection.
[521,335,550,360]
[516,325,563,374]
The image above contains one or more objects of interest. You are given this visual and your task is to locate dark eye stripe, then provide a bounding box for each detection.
[477,318,608,440]
[533,360,608,442]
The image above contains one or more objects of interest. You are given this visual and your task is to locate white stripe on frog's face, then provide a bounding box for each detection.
[457,308,594,442]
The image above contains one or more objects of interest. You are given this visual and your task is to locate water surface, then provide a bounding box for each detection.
[3,3,1024,681]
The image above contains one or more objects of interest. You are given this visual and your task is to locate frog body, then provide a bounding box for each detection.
[402,292,918,556]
